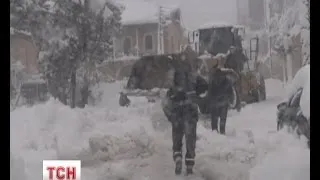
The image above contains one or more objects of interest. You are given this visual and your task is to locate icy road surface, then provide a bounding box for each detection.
[10,79,309,180]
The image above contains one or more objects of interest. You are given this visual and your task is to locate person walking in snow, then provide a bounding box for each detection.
[161,58,200,176]
[207,60,239,134]
[119,92,131,107]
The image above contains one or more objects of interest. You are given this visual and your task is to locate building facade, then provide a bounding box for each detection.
[113,2,187,57]
[236,0,266,30]
[10,28,40,89]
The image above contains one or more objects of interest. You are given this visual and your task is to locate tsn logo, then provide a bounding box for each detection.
[43,160,81,180]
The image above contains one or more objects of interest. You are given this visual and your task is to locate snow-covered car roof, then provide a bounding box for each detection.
[286,64,310,120]
[233,25,246,29]
[197,22,234,30]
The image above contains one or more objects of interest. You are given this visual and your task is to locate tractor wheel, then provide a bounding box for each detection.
[229,86,240,111]
[250,88,261,103]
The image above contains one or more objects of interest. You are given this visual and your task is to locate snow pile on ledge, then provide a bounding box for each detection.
[199,21,233,30]
[113,55,140,61]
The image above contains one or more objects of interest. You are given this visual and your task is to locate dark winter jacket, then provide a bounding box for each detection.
[165,59,195,101]
[194,75,208,96]
[162,62,202,119]
[225,49,247,73]
[207,68,238,108]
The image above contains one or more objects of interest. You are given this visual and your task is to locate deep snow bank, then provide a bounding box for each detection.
[249,131,310,180]
[10,153,26,180]
[11,79,309,180]
[10,93,159,180]
[249,73,310,180]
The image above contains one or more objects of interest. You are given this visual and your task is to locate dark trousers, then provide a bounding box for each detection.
[168,104,198,166]
[210,105,229,134]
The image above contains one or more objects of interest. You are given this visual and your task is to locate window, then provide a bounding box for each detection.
[145,35,153,50]
[123,37,131,55]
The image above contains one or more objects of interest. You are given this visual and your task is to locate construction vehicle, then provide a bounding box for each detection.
[124,23,266,110]
[187,23,266,109]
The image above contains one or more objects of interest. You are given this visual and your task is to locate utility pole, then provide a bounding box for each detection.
[112,37,116,59]
[158,6,165,54]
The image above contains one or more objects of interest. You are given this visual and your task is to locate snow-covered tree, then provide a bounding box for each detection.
[267,0,309,83]
[302,0,310,65]
[11,0,122,107]
[304,0,310,23]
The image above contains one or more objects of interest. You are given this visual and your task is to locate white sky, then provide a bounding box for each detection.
[111,0,238,30]
[153,0,238,30]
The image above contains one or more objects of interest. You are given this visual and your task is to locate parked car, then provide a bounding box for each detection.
[276,65,310,148]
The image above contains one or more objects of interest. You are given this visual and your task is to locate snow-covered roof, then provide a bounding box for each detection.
[118,0,178,25]
[198,22,234,30]
[233,24,246,29]
[10,27,38,50]
[114,55,140,61]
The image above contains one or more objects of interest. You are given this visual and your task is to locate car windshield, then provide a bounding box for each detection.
[288,88,303,107]
[199,27,234,55]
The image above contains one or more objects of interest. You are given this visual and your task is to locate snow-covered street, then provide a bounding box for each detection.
[10,79,310,180]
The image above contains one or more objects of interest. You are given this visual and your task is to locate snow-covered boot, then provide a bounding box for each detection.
[219,117,227,135]
[174,156,182,175]
[186,165,193,175]
[219,124,226,135]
